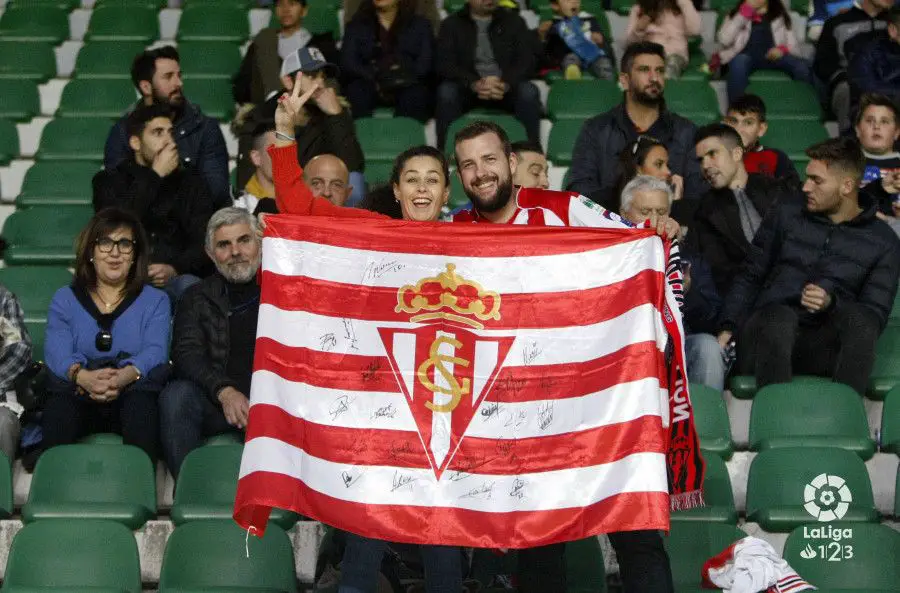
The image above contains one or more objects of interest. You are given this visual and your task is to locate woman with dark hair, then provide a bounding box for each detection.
[341,0,434,122]
[625,0,702,78]
[611,135,684,210]
[42,208,171,462]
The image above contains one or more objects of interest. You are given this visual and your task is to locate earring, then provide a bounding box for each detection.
[89,257,94,262]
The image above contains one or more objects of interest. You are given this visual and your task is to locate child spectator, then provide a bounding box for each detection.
[717,0,813,101]
[724,94,799,182]
[624,0,702,79]
[855,93,900,216]
[540,0,616,80]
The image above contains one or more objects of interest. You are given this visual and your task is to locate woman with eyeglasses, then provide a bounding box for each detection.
[42,208,171,462]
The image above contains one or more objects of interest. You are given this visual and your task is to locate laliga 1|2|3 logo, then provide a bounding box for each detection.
[797,473,854,562]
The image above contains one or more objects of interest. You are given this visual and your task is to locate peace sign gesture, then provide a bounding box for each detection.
[274,72,319,137]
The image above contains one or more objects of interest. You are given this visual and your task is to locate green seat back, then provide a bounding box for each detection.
[748,70,792,82]
[304,3,341,37]
[0,452,12,518]
[74,41,147,79]
[746,81,822,120]
[444,113,526,155]
[7,0,80,8]
[729,374,830,399]
[0,6,70,43]
[547,79,620,120]
[664,523,746,588]
[882,385,900,454]
[159,520,297,592]
[3,519,141,592]
[548,119,585,166]
[178,41,243,79]
[750,382,875,459]
[567,536,607,592]
[178,5,249,42]
[85,5,159,42]
[0,79,41,121]
[896,465,899,518]
[664,80,720,121]
[671,451,737,524]
[80,432,124,445]
[18,161,100,207]
[890,291,900,326]
[366,161,394,187]
[760,120,829,165]
[356,117,427,162]
[1,205,92,266]
[36,118,109,162]
[868,326,900,399]
[57,79,135,119]
[185,77,234,120]
[23,443,157,529]
[448,168,469,211]
[24,321,46,361]
[690,383,734,459]
[746,447,878,532]
[0,266,73,322]
[0,119,19,165]
[0,41,56,82]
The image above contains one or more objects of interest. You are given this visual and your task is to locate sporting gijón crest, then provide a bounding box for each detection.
[377,264,515,480]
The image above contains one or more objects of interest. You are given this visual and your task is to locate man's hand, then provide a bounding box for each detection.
[635,13,652,31]
[472,78,493,100]
[766,47,784,61]
[801,283,832,313]
[717,331,733,349]
[484,76,507,100]
[682,262,692,293]
[646,214,681,240]
[152,142,179,178]
[148,263,177,288]
[312,84,343,116]
[881,169,900,195]
[671,174,684,201]
[218,387,250,429]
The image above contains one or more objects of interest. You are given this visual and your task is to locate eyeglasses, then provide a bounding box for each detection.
[96,238,136,254]
[95,329,112,352]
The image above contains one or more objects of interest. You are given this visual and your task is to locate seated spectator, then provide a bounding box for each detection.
[511,140,549,189]
[304,154,353,207]
[42,209,170,462]
[624,0,702,79]
[233,0,338,108]
[717,137,900,395]
[807,0,854,41]
[717,0,813,101]
[849,6,900,109]
[612,135,685,209]
[620,176,726,390]
[724,94,799,183]
[160,208,263,479]
[435,0,541,149]
[344,0,441,33]
[539,0,616,80]
[234,122,277,215]
[855,93,900,216]
[0,285,31,462]
[341,0,434,122]
[105,46,230,209]
[814,0,893,134]
[567,42,705,212]
[690,123,797,296]
[93,104,215,300]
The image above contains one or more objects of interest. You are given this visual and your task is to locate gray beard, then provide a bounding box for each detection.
[217,260,260,284]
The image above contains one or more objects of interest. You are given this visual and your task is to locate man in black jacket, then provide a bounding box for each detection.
[435,0,541,150]
[93,104,214,300]
[717,137,900,395]
[159,208,262,478]
[689,123,798,297]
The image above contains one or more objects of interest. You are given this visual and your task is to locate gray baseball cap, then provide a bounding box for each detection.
[280,46,339,79]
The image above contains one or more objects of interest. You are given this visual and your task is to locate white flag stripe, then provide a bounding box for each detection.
[249,370,666,440]
[256,303,668,363]
[262,236,664,292]
[239,437,669,513]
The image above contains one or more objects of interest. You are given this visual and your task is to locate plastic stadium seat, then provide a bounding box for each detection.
[665,523,746,591]
[664,80,720,121]
[177,5,249,42]
[80,432,124,445]
[749,382,875,459]
[0,452,12,518]
[444,113,527,155]
[23,444,156,529]
[25,321,46,361]
[204,432,243,446]
[85,5,159,42]
[0,266,73,322]
[57,79,136,119]
[3,519,142,593]
[784,522,900,591]
[303,3,341,37]
[0,6,70,43]
[0,41,56,82]
[690,383,734,459]
[746,81,822,120]
[17,162,100,207]
[868,326,900,399]
[0,80,40,121]
[448,169,468,211]
[74,41,146,79]
[547,119,586,166]
[36,118,109,162]
[567,537,607,592]
[759,120,829,166]
[882,385,900,454]
[748,70,792,82]
[366,161,394,187]
[178,41,243,80]
[547,80,620,120]
[671,452,737,524]
[896,466,899,518]
[171,444,298,528]
[159,520,297,592]
[1,205,92,265]
[890,292,900,326]
[0,119,18,166]
[746,447,878,532]
[356,117,427,162]
[185,77,234,120]
[728,374,830,399]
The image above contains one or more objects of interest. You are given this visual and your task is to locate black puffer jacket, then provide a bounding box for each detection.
[721,194,900,333]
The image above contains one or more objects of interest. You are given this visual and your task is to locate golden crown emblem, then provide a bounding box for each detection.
[396,264,501,330]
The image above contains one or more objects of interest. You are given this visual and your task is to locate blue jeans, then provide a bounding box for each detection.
[685,333,727,392]
[726,52,813,101]
[339,532,462,593]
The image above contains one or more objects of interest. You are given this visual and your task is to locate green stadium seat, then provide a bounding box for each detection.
[760,120,829,168]
[0,80,41,121]
[671,452,737,524]
[74,41,146,79]
[444,113,527,155]
[0,119,18,166]
[547,79,620,120]
[896,465,899,518]
[3,519,142,593]
[178,41,242,80]
[890,292,900,326]
[36,118,109,162]
[868,326,900,399]
[1,205,92,266]
[24,321,46,361]
[7,0,80,7]
[80,433,124,445]
[0,6,70,43]
[23,443,156,529]
[304,3,341,37]
[0,41,56,81]
[746,81,822,121]
[749,382,875,459]
[0,266,73,322]
[680,50,710,81]
[665,523,746,591]
[18,162,100,207]
[0,452,12,518]
[610,0,634,14]
[547,119,584,166]
[56,79,135,119]
[92,0,168,6]
[366,161,394,187]
[690,383,734,459]
[746,447,878,532]
[85,5,159,42]
[356,117,427,162]
[566,537,607,592]
[158,520,297,592]
[664,80,721,121]
[881,385,900,454]
[185,77,234,120]
[784,522,900,591]
[728,374,831,399]
[177,5,249,42]
[204,432,243,446]
[171,444,298,528]
[448,169,468,211]
[748,70,792,82]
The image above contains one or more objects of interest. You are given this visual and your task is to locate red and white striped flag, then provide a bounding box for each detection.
[234,215,679,548]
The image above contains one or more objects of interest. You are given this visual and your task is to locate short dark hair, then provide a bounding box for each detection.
[621,41,666,74]
[453,120,512,165]
[511,140,545,157]
[74,208,150,297]
[727,94,767,121]
[125,103,174,140]
[251,120,276,151]
[390,145,450,186]
[805,137,866,181]
[694,122,744,150]
[130,45,180,91]
[855,92,899,125]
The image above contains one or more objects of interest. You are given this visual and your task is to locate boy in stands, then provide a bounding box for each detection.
[724,94,798,184]
[855,93,900,217]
